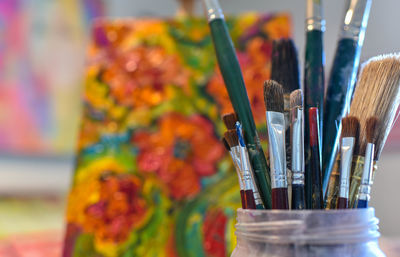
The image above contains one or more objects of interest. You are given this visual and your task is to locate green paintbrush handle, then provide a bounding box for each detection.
[322,38,359,195]
[209,18,272,209]
[304,29,325,209]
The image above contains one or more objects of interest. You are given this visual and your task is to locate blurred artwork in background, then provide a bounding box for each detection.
[64,13,291,257]
[0,0,104,155]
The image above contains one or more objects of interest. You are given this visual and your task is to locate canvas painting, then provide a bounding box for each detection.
[64,13,291,257]
[0,0,104,155]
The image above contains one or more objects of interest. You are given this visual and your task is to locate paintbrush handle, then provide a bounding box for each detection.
[337,197,348,209]
[309,108,323,209]
[291,184,306,209]
[208,18,272,209]
[244,190,256,209]
[240,190,246,209]
[356,199,368,208]
[304,30,325,209]
[271,188,289,210]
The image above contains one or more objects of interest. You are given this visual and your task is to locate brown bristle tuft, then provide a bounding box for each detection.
[341,116,360,138]
[263,80,284,113]
[224,129,238,148]
[222,113,238,130]
[350,53,400,159]
[289,89,303,109]
[221,138,230,151]
[366,117,379,144]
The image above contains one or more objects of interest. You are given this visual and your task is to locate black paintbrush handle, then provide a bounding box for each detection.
[337,197,348,209]
[291,184,306,210]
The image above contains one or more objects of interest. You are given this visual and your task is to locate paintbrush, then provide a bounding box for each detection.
[264,80,289,210]
[271,39,301,205]
[225,130,256,209]
[322,0,372,195]
[290,89,306,209]
[304,0,325,209]
[356,117,378,208]
[309,107,323,209]
[202,0,272,209]
[222,137,246,209]
[337,117,360,209]
[348,54,400,206]
[236,122,264,209]
[222,113,238,130]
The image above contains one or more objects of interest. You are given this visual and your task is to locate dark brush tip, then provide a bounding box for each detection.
[366,116,379,144]
[270,38,300,93]
[342,116,360,138]
[289,89,303,109]
[224,129,239,148]
[222,113,238,130]
[221,137,230,151]
[264,80,284,113]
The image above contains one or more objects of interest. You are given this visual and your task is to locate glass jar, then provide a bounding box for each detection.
[231,208,385,257]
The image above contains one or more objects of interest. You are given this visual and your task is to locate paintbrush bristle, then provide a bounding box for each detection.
[350,53,400,159]
[271,38,301,94]
[222,113,238,130]
[264,80,284,113]
[341,116,360,138]
[366,117,379,144]
[289,89,303,109]
[224,129,239,148]
[221,137,230,151]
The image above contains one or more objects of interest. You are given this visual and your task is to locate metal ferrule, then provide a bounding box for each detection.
[238,145,254,191]
[290,107,304,185]
[358,143,375,201]
[266,111,287,189]
[340,0,372,42]
[339,137,355,198]
[202,0,224,22]
[306,0,326,31]
[230,147,244,190]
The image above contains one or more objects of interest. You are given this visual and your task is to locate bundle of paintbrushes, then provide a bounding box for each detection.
[203,0,400,210]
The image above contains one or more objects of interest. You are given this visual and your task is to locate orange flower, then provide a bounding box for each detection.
[133,113,224,200]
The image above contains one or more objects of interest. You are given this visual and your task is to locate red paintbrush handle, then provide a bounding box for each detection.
[244,190,256,209]
[240,190,246,209]
[337,197,348,209]
[271,188,289,209]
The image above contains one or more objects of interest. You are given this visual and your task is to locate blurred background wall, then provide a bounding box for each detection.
[0,0,399,238]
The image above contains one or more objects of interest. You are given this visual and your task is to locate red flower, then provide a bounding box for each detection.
[203,209,228,257]
[133,113,224,200]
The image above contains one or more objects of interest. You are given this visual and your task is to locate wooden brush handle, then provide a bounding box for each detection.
[271,188,289,209]
[244,190,256,209]
[240,190,246,209]
[309,108,323,209]
[337,197,349,209]
[291,184,306,210]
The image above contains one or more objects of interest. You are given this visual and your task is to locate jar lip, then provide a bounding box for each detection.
[234,208,380,245]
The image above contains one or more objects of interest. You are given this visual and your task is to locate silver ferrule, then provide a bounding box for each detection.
[358,143,375,201]
[306,0,326,31]
[230,147,244,190]
[340,0,372,42]
[202,0,224,22]
[290,107,304,185]
[266,111,287,189]
[339,137,355,198]
[238,145,254,190]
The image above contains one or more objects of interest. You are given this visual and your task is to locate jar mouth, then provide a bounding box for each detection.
[234,208,380,245]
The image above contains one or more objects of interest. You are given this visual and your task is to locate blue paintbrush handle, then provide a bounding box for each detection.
[356,199,368,208]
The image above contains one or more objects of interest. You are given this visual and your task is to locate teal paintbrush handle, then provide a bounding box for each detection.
[322,38,359,195]
[304,29,325,209]
[209,18,272,209]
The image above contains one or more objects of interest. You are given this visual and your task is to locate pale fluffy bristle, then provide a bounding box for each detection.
[263,80,284,113]
[222,113,237,130]
[289,89,303,109]
[224,129,238,148]
[349,53,400,159]
[341,116,360,138]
